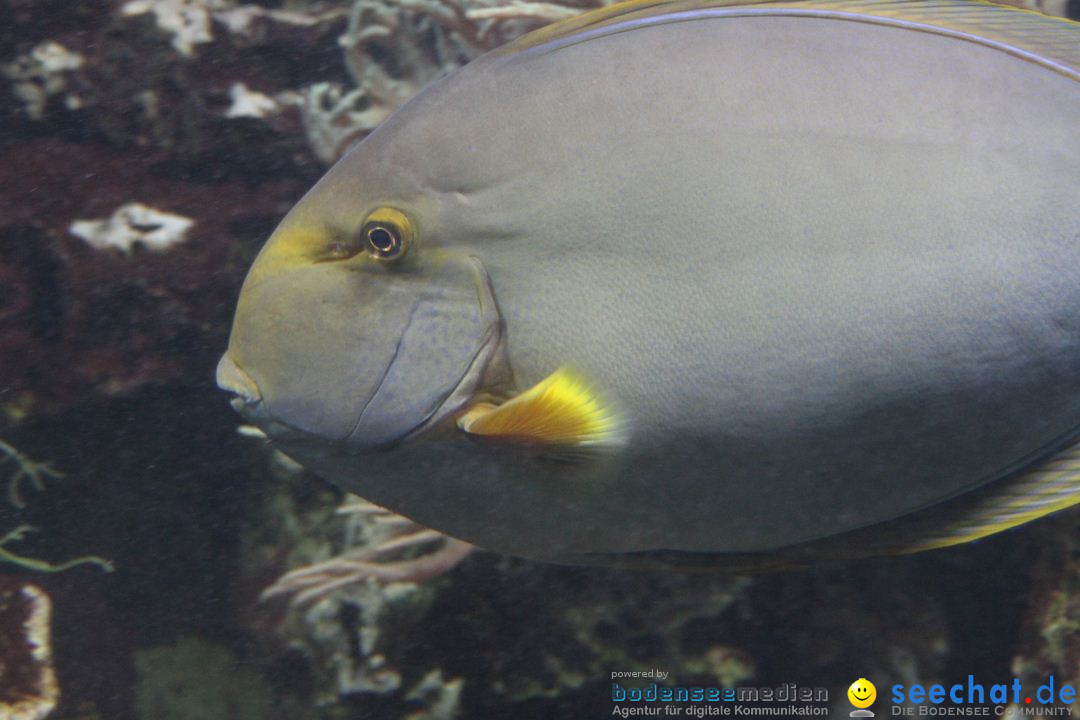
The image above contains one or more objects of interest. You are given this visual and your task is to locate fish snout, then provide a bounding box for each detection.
[216,354,262,411]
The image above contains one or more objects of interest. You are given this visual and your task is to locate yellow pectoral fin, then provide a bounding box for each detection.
[457,368,624,448]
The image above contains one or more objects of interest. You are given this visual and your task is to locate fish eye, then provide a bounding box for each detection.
[361,207,413,261]
[367,226,397,253]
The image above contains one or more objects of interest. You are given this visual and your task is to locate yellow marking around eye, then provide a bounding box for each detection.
[363,207,414,260]
[364,207,413,235]
[243,227,330,287]
[458,367,624,448]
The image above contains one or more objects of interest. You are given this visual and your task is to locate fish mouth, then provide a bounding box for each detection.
[216,324,507,448]
[216,354,262,412]
[216,354,311,443]
[216,256,507,448]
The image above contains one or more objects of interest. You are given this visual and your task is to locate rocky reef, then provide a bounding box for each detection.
[1,0,617,424]
[0,579,57,720]
[2,1,1078,719]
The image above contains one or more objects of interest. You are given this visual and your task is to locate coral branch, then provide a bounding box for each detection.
[261,501,473,607]
[466,3,582,22]
[0,440,64,510]
[0,526,114,574]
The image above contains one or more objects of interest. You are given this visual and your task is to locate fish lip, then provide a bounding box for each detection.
[222,255,506,449]
[216,354,262,408]
[214,330,502,448]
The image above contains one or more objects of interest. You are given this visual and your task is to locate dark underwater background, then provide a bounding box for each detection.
[1,1,1077,718]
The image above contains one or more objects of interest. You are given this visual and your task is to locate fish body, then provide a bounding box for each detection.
[219,0,1080,567]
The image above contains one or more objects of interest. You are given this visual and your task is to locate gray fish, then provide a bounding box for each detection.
[218,0,1080,569]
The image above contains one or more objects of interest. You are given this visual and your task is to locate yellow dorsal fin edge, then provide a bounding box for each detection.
[458,367,624,447]
[499,0,1079,79]
[905,438,1080,552]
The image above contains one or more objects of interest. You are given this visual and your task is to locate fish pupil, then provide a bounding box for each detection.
[367,226,398,255]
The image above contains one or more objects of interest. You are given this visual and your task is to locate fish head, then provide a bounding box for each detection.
[217,145,505,451]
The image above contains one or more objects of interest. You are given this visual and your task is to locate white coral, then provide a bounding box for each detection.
[3,41,85,119]
[215,4,348,36]
[122,0,233,56]
[69,203,195,254]
[466,1,582,24]
[297,0,612,164]
[299,82,380,164]
[224,82,280,119]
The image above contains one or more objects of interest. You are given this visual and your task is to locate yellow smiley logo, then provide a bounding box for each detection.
[848,679,876,708]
